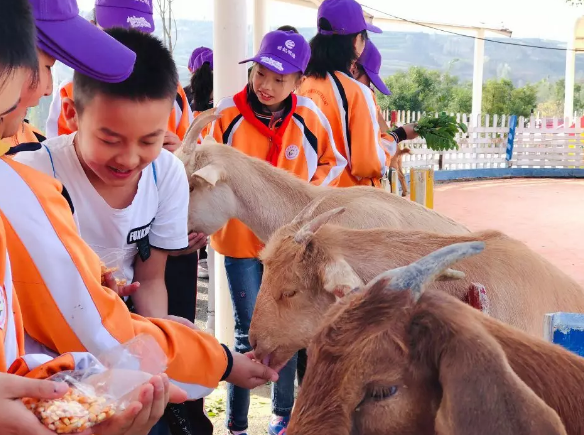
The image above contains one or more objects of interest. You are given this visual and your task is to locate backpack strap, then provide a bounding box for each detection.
[43,144,56,178]
[151,161,158,186]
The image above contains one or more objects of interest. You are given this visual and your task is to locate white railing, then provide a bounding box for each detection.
[384,111,584,171]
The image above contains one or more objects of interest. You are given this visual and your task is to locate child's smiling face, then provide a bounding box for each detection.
[65,93,172,187]
[251,64,301,112]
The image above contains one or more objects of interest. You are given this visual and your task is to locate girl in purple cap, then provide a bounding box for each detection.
[351,40,419,196]
[299,0,392,189]
[209,29,346,435]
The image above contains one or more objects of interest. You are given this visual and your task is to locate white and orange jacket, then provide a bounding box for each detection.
[45,80,195,140]
[299,71,389,188]
[210,86,347,259]
[0,156,231,397]
[0,165,106,378]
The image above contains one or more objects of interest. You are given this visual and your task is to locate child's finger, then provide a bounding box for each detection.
[118,282,140,298]
[103,272,116,289]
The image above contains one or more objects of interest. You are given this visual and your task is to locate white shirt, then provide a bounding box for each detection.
[14,133,189,284]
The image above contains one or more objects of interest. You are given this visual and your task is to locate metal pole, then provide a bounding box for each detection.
[471,29,485,124]
[564,25,577,123]
[211,0,249,347]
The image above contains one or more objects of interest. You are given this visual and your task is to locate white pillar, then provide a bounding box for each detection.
[254,0,269,54]
[471,29,486,125]
[205,244,215,335]
[564,31,576,122]
[212,0,249,347]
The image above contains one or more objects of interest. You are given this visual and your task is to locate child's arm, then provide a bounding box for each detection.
[1,158,226,399]
[132,248,169,318]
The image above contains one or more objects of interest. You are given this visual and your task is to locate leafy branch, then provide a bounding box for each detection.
[413,112,468,151]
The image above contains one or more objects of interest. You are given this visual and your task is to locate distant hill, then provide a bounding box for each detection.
[168,19,584,88]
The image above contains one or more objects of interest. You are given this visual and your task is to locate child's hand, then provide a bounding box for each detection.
[103,271,140,298]
[169,232,208,257]
[163,131,182,153]
[92,374,187,435]
[226,351,279,389]
[0,373,71,435]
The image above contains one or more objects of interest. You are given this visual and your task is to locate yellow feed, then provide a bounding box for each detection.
[23,387,116,433]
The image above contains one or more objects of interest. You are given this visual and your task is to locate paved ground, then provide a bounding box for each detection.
[434,178,584,287]
[196,177,584,433]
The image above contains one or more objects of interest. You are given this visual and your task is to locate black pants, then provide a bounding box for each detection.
[159,252,214,435]
[296,349,307,386]
[199,245,207,261]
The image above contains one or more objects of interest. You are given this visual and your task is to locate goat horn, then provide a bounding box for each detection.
[294,207,346,244]
[290,196,328,226]
[181,108,221,154]
[377,241,485,301]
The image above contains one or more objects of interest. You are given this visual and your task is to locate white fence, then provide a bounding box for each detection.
[385,111,584,171]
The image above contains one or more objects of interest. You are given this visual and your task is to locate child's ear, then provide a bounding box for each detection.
[62,98,79,132]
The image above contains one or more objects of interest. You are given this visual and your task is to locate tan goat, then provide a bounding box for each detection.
[288,243,584,435]
[249,206,584,370]
[176,110,468,243]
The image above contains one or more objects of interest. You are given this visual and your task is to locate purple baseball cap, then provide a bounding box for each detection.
[239,30,311,75]
[95,0,154,33]
[317,0,381,35]
[188,47,212,72]
[358,40,390,95]
[31,0,136,83]
[193,50,213,71]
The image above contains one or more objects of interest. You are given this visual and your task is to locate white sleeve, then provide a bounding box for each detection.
[45,80,68,139]
[149,150,189,250]
[12,146,56,178]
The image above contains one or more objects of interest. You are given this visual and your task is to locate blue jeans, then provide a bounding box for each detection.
[224,257,297,432]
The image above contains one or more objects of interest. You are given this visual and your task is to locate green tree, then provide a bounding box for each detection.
[377,66,472,114]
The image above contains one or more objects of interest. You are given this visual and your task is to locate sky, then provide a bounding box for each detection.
[76,0,583,42]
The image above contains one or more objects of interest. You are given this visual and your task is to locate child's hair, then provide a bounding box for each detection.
[190,62,213,111]
[0,0,38,88]
[304,17,368,79]
[277,25,299,34]
[73,27,178,113]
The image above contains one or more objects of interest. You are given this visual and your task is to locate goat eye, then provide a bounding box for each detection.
[282,290,297,298]
[369,385,398,401]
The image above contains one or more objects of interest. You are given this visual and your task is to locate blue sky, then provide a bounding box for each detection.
[78,0,582,42]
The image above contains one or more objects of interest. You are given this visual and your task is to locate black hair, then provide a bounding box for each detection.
[304,17,367,79]
[73,27,178,113]
[0,0,38,89]
[190,62,213,111]
[276,25,299,34]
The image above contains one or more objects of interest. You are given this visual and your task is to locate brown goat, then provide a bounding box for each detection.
[175,110,468,243]
[249,207,584,371]
[288,244,581,435]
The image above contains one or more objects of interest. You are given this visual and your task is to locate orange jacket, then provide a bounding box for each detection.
[298,72,388,187]
[210,86,346,259]
[0,214,24,372]
[0,156,229,398]
[45,81,194,140]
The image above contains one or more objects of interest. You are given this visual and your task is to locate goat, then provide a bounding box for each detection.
[288,242,582,435]
[176,110,468,243]
[249,206,584,371]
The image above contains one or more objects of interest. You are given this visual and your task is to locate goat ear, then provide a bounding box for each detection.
[410,296,566,435]
[191,164,226,187]
[435,268,465,281]
[321,259,363,300]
